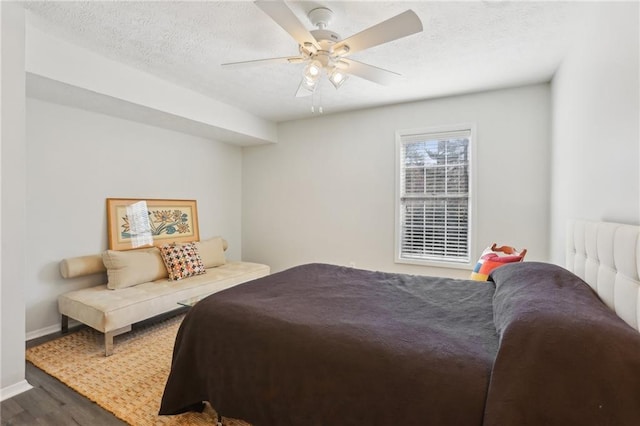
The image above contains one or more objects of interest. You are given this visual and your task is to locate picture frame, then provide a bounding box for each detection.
[106,198,200,250]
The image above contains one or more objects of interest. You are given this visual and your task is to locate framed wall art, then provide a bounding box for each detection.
[106,198,200,250]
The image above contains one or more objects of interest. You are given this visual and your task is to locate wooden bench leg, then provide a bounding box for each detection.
[61,315,69,333]
[103,325,132,357]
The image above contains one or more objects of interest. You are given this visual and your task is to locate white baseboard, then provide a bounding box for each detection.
[0,380,33,401]
[26,318,82,341]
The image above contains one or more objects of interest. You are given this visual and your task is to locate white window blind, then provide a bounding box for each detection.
[396,127,472,265]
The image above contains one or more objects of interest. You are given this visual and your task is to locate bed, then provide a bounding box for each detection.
[159,220,640,425]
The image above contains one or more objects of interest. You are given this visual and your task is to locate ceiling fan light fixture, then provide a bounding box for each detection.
[304,60,322,81]
[298,77,318,94]
[329,68,348,89]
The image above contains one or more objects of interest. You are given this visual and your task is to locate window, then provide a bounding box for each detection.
[395,125,474,266]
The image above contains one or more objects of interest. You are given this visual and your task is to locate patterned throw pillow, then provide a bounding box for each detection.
[159,243,206,281]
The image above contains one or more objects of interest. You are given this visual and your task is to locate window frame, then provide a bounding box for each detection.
[394,123,477,269]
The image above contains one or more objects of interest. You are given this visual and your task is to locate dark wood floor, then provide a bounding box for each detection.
[1,325,127,426]
[1,310,188,426]
[1,362,127,426]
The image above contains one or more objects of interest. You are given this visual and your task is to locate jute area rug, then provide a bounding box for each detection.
[26,314,251,426]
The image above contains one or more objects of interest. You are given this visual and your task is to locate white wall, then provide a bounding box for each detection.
[242,84,551,278]
[25,98,243,335]
[1,1,31,400]
[550,2,640,264]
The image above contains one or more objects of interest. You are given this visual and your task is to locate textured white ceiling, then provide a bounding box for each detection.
[24,1,592,123]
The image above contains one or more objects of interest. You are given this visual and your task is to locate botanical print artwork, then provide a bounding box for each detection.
[107,199,199,250]
[121,208,191,238]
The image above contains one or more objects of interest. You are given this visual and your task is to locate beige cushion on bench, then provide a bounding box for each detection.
[102,247,168,289]
[59,237,230,280]
[60,254,106,278]
[58,261,269,333]
[194,237,226,268]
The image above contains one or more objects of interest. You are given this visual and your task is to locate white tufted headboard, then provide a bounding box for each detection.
[566,220,640,332]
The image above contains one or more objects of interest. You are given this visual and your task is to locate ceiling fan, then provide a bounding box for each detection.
[222,1,423,97]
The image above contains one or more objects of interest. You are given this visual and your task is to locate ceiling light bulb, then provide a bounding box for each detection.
[304,60,322,81]
[309,65,320,77]
[329,69,348,89]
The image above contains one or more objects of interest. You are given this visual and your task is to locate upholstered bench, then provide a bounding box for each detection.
[58,237,269,355]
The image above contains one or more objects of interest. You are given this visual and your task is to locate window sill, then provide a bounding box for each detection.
[395,257,473,271]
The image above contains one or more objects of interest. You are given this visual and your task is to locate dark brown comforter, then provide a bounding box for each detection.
[160,263,498,425]
[485,261,640,426]
[159,262,640,425]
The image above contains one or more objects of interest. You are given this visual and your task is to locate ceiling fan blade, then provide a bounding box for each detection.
[333,10,422,56]
[221,56,306,68]
[255,1,321,50]
[339,58,401,85]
